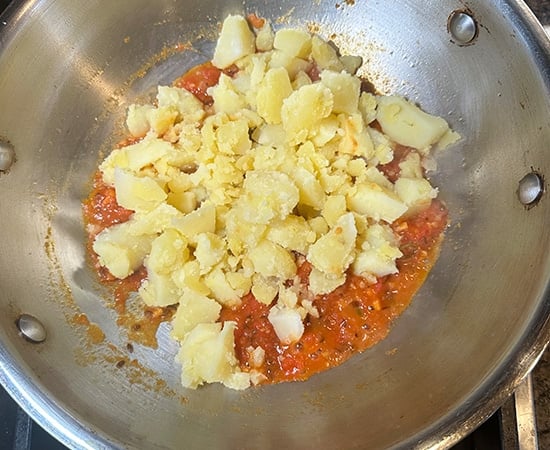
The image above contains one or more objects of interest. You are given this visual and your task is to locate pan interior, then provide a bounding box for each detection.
[0,0,549,449]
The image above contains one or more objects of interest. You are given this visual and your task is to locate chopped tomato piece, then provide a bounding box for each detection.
[174,62,222,105]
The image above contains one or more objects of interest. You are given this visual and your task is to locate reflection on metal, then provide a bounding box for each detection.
[0,137,15,172]
[448,10,479,45]
[16,314,47,343]
[518,172,544,207]
[515,374,539,450]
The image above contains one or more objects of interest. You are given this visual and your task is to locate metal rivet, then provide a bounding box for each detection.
[517,172,544,206]
[16,314,47,343]
[0,138,15,172]
[448,10,478,45]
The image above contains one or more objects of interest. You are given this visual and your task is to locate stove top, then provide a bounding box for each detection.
[0,1,549,449]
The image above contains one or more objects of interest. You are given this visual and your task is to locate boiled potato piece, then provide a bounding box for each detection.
[266,215,316,254]
[281,83,334,145]
[377,96,450,151]
[172,202,216,244]
[256,67,293,124]
[203,267,242,307]
[171,292,222,339]
[292,166,326,210]
[93,222,153,279]
[256,22,275,51]
[322,194,347,227]
[320,70,361,114]
[311,35,344,71]
[148,229,189,275]
[347,182,407,223]
[126,104,154,137]
[139,263,182,307]
[240,170,299,224]
[308,267,346,295]
[353,224,403,278]
[210,74,247,115]
[248,240,297,280]
[268,305,304,344]
[114,168,167,213]
[212,15,256,69]
[177,321,249,389]
[394,176,438,214]
[307,212,357,276]
[194,232,226,274]
[273,28,312,59]
[339,54,363,75]
[251,274,279,305]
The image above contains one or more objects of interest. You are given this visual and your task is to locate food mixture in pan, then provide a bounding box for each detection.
[83,14,459,389]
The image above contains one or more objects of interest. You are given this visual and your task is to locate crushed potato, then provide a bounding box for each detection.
[92,14,459,390]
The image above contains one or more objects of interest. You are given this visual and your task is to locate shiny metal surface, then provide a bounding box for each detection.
[16,315,47,344]
[448,11,479,45]
[0,0,549,449]
[518,172,544,206]
[0,138,15,171]
[514,374,539,449]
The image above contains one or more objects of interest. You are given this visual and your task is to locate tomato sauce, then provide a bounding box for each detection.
[83,58,449,385]
[221,200,447,383]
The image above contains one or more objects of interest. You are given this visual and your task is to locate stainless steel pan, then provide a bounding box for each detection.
[1,0,549,448]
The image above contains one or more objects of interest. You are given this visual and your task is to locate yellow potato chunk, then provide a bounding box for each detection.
[114,169,167,213]
[311,35,344,71]
[321,194,347,227]
[308,267,346,295]
[215,118,251,155]
[347,182,407,223]
[148,229,189,275]
[139,264,182,307]
[194,232,226,274]
[177,321,250,389]
[292,166,326,210]
[394,177,438,214]
[338,113,374,158]
[248,240,297,280]
[203,267,242,307]
[269,50,311,80]
[266,215,316,254]
[167,191,197,214]
[212,15,256,69]
[92,221,153,279]
[273,28,312,58]
[240,170,299,224]
[256,67,293,124]
[251,274,279,305]
[126,104,154,137]
[353,224,403,278]
[171,292,222,340]
[358,92,377,124]
[156,86,205,124]
[281,83,334,145]
[126,203,183,236]
[320,70,361,114]
[377,95,450,151]
[307,212,357,275]
[172,202,216,244]
[256,22,275,51]
[339,54,363,75]
[171,260,211,296]
[210,74,247,114]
